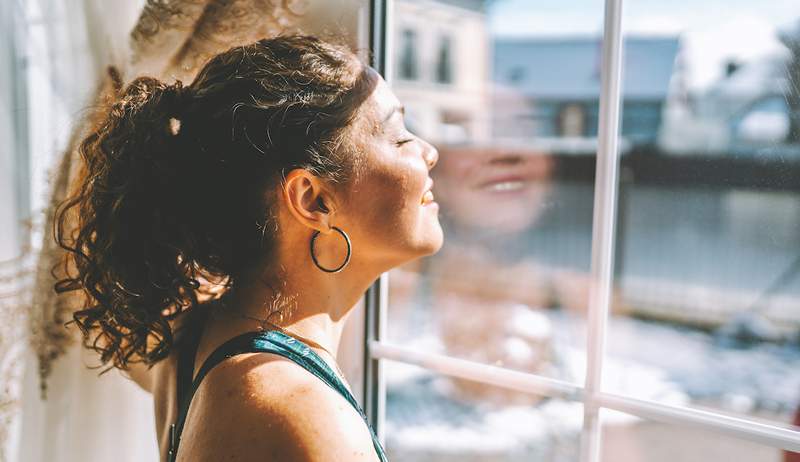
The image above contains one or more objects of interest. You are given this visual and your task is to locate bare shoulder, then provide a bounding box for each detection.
[176,351,379,462]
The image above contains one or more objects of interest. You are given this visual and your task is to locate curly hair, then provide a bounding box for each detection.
[53,35,375,371]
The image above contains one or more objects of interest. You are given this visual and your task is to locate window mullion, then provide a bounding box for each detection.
[580,0,625,461]
[364,273,389,442]
[597,392,800,453]
[370,341,584,401]
[363,1,391,445]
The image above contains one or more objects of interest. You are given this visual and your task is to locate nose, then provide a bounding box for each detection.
[422,141,439,170]
[489,154,523,166]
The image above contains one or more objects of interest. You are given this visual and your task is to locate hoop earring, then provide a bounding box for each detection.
[310,226,352,273]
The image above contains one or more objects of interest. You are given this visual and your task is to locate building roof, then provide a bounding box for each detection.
[436,0,487,12]
[493,36,680,100]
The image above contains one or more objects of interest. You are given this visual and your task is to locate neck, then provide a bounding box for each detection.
[221,257,380,359]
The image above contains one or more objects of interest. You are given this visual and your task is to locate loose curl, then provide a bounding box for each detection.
[54,35,376,371]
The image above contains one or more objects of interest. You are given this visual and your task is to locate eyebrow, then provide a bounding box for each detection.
[381,105,405,125]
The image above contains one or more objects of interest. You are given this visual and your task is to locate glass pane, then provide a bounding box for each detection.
[606,0,800,429]
[386,0,604,384]
[385,360,583,461]
[600,408,793,462]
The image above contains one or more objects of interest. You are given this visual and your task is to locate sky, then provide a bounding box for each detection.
[487,0,799,90]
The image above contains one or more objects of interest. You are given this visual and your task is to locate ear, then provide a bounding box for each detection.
[281,168,337,233]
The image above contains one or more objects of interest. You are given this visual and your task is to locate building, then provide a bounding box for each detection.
[391,0,491,145]
[492,36,682,152]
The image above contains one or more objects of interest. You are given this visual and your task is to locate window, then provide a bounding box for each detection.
[398,29,419,80]
[508,66,526,83]
[435,36,453,84]
[364,1,800,461]
[559,103,586,137]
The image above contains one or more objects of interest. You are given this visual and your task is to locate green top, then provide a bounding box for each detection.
[168,328,388,462]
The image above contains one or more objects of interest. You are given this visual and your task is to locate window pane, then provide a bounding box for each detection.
[399,29,420,80]
[387,0,604,385]
[386,360,583,461]
[600,408,793,462]
[435,36,453,84]
[606,0,800,429]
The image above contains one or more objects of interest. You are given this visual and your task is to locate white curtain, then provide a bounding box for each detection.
[3,1,154,460]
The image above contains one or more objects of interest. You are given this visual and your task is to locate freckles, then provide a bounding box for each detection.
[374,152,416,198]
[352,167,402,225]
[362,163,419,239]
[384,168,414,215]
[353,138,425,230]
[390,160,424,215]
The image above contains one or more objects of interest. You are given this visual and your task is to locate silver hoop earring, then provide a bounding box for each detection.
[310,226,351,273]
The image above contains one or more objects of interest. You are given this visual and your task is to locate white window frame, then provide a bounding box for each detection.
[362,0,800,459]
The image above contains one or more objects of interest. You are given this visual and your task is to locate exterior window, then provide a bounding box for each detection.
[371,1,800,461]
[508,66,525,83]
[399,29,418,80]
[435,36,453,84]
[558,102,586,136]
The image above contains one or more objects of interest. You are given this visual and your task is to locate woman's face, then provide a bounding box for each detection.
[433,146,553,234]
[337,72,443,269]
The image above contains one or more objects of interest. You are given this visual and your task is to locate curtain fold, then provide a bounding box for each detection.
[10,1,152,460]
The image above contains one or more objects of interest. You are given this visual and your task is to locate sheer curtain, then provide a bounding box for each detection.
[4,1,152,460]
[1,1,367,461]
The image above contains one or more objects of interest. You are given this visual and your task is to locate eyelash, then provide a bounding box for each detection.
[396,138,414,147]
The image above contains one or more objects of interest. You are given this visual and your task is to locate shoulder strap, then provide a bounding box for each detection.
[168,330,387,462]
[168,330,256,462]
[174,308,209,419]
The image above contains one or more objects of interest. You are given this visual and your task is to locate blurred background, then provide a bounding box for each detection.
[386,1,800,460]
[1,0,799,461]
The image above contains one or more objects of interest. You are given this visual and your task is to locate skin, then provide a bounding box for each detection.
[433,145,553,234]
[134,67,442,461]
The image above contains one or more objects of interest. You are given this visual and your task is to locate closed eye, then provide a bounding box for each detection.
[396,139,414,147]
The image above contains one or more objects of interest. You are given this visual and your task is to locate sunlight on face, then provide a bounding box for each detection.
[337,70,443,269]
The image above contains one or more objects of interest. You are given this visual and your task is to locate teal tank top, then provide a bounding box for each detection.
[168,327,388,462]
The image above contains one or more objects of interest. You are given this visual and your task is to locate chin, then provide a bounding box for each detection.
[400,230,444,263]
[420,240,443,257]
[420,226,445,256]
[379,233,440,267]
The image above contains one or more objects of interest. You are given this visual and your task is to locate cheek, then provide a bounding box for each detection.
[348,157,425,249]
[440,150,480,177]
[434,152,480,198]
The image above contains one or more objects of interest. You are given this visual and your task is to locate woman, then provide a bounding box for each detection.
[54,35,441,461]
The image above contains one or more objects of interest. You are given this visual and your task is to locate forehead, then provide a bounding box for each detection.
[358,74,402,133]
[370,75,400,110]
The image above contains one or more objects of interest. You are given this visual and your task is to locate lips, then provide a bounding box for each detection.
[421,179,435,204]
[476,175,530,192]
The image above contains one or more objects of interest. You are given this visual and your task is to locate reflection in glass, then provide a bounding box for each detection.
[386,0,799,457]
[385,361,582,461]
[604,3,800,430]
[388,0,601,395]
